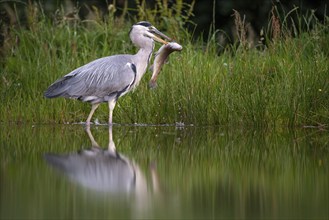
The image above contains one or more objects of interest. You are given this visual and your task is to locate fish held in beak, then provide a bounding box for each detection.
[149,42,183,89]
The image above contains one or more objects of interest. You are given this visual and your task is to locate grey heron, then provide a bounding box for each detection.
[44,21,171,125]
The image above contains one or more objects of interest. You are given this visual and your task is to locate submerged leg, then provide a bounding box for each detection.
[86,103,100,125]
[108,99,116,125]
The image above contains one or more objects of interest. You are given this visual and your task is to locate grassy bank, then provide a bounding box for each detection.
[0,5,328,128]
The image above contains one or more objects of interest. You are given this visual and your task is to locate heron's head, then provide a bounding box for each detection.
[129,21,172,47]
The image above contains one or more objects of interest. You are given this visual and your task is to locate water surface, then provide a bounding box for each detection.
[1,124,328,219]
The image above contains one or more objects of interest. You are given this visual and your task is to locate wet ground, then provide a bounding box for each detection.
[0,124,328,219]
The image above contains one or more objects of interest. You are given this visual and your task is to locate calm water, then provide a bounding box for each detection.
[0,124,328,219]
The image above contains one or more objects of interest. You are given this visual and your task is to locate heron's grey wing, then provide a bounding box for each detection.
[45,55,136,101]
[67,55,136,96]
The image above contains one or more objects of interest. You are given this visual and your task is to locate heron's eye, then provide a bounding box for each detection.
[148,26,156,33]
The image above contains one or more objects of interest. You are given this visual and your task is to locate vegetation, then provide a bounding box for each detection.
[0,1,328,128]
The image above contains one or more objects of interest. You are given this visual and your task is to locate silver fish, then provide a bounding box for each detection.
[149,42,183,89]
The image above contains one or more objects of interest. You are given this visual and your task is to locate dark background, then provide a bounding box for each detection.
[0,0,328,45]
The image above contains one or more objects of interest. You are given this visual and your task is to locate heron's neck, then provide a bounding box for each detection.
[133,45,154,87]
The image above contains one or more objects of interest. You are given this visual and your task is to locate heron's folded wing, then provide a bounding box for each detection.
[65,55,136,98]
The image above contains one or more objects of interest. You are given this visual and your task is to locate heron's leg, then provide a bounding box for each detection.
[86,103,100,125]
[108,100,116,125]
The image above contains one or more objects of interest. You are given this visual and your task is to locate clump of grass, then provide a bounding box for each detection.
[0,3,328,128]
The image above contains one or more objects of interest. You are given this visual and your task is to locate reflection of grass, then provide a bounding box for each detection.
[0,125,328,219]
[0,4,328,128]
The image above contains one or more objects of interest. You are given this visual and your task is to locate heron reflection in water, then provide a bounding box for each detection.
[44,127,160,198]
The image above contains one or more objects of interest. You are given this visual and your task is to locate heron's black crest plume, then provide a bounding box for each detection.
[136,21,152,27]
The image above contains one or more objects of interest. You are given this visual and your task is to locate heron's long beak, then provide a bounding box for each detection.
[148,28,172,45]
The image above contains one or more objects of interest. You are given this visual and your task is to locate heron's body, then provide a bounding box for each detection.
[45,52,149,104]
[44,21,171,124]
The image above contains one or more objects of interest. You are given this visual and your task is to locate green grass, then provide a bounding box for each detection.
[1,5,329,128]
